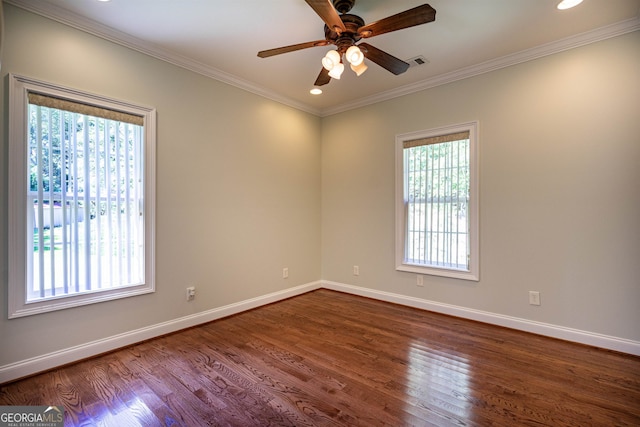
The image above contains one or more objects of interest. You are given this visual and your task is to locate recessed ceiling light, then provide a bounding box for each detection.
[310,88,322,95]
[557,0,583,10]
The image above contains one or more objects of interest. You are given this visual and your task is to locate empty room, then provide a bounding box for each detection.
[1,0,639,425]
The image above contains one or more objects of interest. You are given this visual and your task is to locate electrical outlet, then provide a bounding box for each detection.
[529,291,541,306]
[283,267,289,279]
[353,265,359,276]
[417,275,424,287]
[186,286,196,301]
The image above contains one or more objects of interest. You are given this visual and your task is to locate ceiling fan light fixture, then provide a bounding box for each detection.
[345,45,364,66]
[328,62,344,79]
[322,49,341,71]
[557,0,583,9]
[350,61,368,76]
[257,3,437,86]
[321,57,334,71]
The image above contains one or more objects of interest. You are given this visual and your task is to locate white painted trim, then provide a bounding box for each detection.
[321,280,640,357]
[0,281,322,384]
[5,0,639,117]
[2,279,638,383]
[7,73,157,318]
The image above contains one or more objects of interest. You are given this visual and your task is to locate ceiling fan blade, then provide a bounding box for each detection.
[314,67,331,86]
[359,43,409,75]
[358,4,436,38]
[258,40,330,58]
[305,0,347,34]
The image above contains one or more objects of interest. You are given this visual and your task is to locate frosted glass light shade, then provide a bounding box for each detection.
[328,62,344,79]
[322,50,341,70]
[345,45,364,66]
[350,61,368,76]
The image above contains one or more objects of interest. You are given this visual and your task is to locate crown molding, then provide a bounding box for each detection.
[321,16,640,116]
[6,0,639,117]
[4,0,322,116]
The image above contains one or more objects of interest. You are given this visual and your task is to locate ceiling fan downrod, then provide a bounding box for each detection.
[333,0,356,14]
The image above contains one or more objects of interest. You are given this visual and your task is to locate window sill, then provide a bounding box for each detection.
[396,263,479,282]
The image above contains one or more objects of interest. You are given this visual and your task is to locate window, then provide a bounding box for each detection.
[8,74,156,318]
[395,121,479,281]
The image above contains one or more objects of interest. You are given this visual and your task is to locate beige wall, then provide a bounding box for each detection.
[1,4,639,372]
[321,30,640,341]
[0,5,321,366]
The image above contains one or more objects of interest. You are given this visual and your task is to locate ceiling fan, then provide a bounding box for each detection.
[257,0,436,86]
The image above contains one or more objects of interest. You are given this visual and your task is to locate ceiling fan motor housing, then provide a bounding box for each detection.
[324,13,365,52]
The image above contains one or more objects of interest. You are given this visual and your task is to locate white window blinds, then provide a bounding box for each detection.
[403,131,471,270]
[27,96,145,301]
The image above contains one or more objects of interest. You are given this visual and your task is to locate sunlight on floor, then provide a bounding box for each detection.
[89,397,155,426]
[404,341,472,422]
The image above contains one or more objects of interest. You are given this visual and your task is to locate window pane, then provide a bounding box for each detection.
[27,104,144,302]
[396,122,478,281]
[403,137,471,271]
[9,74,156,318]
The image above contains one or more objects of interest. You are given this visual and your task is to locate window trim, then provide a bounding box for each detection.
[8,74,157,318]
[395,121,479,281]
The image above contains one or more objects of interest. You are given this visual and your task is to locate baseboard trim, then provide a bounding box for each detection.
[0,281,322,384]
[322,280,640,356]
[3,279,638,384]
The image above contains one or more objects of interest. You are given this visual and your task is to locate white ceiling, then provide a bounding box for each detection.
[6,0,640,116]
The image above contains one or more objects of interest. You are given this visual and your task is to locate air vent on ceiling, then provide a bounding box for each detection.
[406,55,429,68]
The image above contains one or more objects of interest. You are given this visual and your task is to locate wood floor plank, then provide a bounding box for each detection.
[169,330,320,426]
[1,289,639,426]
[221,308,435,425]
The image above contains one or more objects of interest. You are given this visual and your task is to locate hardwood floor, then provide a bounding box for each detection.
[1,289,639,426]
